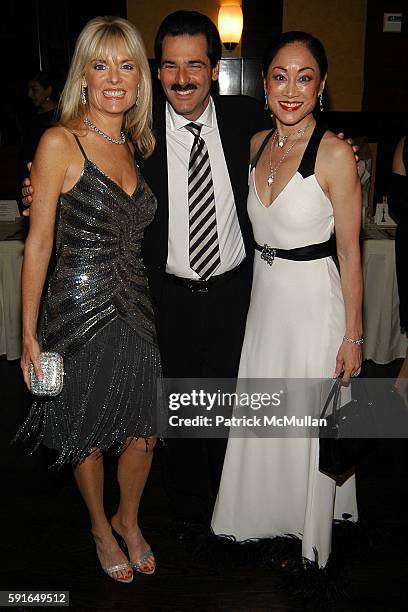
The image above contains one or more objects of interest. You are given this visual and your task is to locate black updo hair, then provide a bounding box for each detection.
[262,31,328,79]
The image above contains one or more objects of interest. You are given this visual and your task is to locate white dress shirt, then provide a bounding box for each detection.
[165,97,246,278]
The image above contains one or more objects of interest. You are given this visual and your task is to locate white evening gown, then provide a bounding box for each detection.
[211,124,358,567]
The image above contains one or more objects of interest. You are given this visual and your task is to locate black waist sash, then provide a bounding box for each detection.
[254,239,333,266]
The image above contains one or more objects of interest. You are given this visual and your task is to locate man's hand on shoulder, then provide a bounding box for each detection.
[22,162,33,215]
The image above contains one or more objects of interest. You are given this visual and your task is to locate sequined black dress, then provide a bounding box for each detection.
[16,136,162,466]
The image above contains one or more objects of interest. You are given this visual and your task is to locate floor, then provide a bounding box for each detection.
[1,357,407,612]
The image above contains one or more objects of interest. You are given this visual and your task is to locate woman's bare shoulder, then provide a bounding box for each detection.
[319,130,355,162]
[316,130,359,193]
[36,125,76,157]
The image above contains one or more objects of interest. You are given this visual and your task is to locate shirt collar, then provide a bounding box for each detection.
[166,97,214,132]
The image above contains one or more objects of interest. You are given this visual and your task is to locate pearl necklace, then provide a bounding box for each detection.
[83,117,126,145]
[277,133,289,148]
[267,121,313,186]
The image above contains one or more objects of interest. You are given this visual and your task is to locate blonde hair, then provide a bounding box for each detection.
[59,15,154,158]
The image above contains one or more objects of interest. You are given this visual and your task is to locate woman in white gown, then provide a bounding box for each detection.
[211,32,363,568]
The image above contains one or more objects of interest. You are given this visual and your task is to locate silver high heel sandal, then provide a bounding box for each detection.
[132,548,156,575]
[93,532,134,583]
[102,562,134,583]
[112,525,156,575]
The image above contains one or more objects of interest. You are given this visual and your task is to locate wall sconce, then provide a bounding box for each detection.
[218,5,243,51]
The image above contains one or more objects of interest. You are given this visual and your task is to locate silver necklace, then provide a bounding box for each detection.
[267,121,313,186]
[277,124,312,149]
[83,117,126,145]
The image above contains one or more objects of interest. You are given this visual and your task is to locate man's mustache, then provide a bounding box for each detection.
[170,84,197,92]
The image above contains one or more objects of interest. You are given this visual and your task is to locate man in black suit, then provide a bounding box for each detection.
[139,11,270,535]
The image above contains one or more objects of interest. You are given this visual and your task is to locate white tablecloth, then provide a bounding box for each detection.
[362,238,407,364]
[0,240,24,360]
[0,234,406,365]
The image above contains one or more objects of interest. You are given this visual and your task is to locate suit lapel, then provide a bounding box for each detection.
[213,95,243,211]
[141,95,251,266]
[139,96,169,254]
[213,95,251,249]
[152,99,169,232]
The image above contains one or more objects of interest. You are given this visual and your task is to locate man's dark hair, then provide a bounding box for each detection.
[262,31,328,79]
[154,10,222,68]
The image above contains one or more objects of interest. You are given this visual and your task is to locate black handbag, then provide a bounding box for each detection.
[319,375,376,486]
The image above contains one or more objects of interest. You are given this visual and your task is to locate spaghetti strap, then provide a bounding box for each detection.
[298,122,327,179]
[250,129,275,172]
[74,135,88,160]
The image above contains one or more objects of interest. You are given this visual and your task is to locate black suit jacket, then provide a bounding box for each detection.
[139,93,270,306]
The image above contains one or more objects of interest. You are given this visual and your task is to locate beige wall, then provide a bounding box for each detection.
[127,0,242,59]
[127,0,366,111]
[283,0,367,111]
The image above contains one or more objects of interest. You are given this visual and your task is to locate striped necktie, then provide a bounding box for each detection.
[185,122,220,279]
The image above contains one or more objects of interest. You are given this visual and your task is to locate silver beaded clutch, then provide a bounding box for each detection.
[29,352,64,397]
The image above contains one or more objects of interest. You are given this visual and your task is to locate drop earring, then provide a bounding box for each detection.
[135,83,140,107]
[319,93,324,112]
[264,91,268,111]
[81,84,87,105]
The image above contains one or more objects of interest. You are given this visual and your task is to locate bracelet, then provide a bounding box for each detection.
[343,335,364,345]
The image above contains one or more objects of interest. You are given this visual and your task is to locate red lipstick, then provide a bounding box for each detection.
[279,101,303,112]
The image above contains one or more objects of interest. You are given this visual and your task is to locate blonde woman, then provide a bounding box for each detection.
[16,16,160,583]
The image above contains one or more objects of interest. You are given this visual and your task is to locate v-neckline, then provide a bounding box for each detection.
[253,123,317,209]
[87,158,140,199]
[253,170,298,210]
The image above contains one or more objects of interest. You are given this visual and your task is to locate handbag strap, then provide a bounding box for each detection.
[320,374,344,420]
